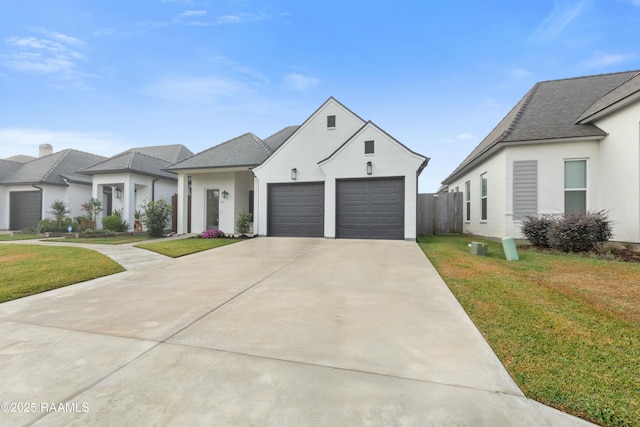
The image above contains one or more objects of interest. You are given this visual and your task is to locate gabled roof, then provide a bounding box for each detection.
[442,70,640,184]
[80,144,192,179]
[318,120,429,172]
[166,127,298,171]
[0,159,22,181]
[1,149,106,186]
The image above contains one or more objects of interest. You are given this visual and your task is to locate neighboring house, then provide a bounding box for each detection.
[79,144,193,231]
[441,70,640,243]
[170,97,429,240]
[0,145,107,230]
[167,127,298,235]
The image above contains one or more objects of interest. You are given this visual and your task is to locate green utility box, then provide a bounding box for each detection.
[469,241,488,256]
[501,237,519,261]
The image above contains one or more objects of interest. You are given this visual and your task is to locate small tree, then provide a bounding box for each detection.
[48,200,71,227]
[236,210,252,236]
[140,198,172,237]
[81,198,103,230]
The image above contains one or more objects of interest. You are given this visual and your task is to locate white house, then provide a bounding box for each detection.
[170,97,429,240]
[253,97,429,240]
[441,70,640,243]
[0,145,106,230]
[79,145,192,231]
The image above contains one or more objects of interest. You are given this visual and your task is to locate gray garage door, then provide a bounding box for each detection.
[268,182,324,237]
[336,178,404,240]
[10,191,42,230]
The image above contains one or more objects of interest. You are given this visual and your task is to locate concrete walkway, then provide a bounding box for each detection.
[0,238,595,426]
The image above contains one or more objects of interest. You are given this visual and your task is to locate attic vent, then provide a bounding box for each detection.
[327,115,336,128]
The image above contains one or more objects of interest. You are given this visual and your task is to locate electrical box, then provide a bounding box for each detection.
[469,241,488,256]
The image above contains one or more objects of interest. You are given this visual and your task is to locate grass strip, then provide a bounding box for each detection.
[135,237,241,257]
[46,235,154,245]
[0,244,124,303]
[0,234,40,241]
[418,234,639,427]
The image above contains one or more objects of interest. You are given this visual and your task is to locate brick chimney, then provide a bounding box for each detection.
[39,144,53,157]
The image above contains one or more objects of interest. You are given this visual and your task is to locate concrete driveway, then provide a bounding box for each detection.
[0,238,594,426]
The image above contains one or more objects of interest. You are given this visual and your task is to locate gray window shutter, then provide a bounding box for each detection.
[513,160,537,220]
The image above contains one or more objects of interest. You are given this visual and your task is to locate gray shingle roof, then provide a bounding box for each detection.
[442,70,640,184]
[577,71,640,123]
[166,130,294,171]
[80,144,192,179]
[4,154,36,163]
[0,159,22,181]
[80,151,178,179]
[263,126,299,153]
[112,144,193,163]
[0,149,106,186]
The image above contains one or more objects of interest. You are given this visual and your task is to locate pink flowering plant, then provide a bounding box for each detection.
[201,229,226,238]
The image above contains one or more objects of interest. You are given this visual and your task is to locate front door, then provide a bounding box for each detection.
[206,189,219,230]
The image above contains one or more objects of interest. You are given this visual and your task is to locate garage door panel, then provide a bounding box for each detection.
[268,183,324,237]
[336,178,404,240]
[10,191,42,231]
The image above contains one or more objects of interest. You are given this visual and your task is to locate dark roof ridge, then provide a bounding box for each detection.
[126,151,136,168]
[41,149,70,181]
[576,71,640,123]
[498,83,540,143]
[249,132,272,155]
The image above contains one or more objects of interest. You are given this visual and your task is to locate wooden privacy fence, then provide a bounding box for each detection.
[417,192,463,235]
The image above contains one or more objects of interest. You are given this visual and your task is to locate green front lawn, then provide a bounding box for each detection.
[0,244,124,303]
[0,234,40,241]
[418,234,639,427]
[46,235,155,245]
[135,237,242,257]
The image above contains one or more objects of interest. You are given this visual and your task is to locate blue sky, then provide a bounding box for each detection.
[1,0,639,192]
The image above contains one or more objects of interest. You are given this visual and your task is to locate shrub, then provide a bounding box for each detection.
[236,211,252,235]
[140,198,172,237]
[37,218,79,233]
[201,229,226,238]
[101,214,129,232]
[521,215,554,247]
[48,200,71,226]
[80,198,103,230]
[547,211,613,253]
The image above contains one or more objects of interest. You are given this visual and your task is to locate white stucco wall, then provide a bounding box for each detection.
[252,99,366,236]
[91,173,177,230]
[189,169,254,234]
[593,100,640,242]
[447,139,601,239]
[0,185,38,229]
[319,123,426,240]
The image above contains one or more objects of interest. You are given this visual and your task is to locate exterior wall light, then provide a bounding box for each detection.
[366,161,373,175]
[222,190,229,199]
[114,187,122,199]
[291,168,297,180]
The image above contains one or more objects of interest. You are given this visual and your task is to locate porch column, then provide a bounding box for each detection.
[93,184,103,229]
[124,177,135,232]
[177,173,189,234]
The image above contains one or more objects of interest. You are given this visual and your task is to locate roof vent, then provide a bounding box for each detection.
[39,144,53,157]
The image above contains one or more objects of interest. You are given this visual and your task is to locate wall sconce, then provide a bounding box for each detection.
[222,190,229,199]
[114,187,122,199]
[291,168,297,180]
[366,161,373,175]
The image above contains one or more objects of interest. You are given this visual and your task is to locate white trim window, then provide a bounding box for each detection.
[564,160,587,215]
[480,173,488,221]
[465,181,471,221]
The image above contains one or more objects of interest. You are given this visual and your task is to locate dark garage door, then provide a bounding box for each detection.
[10,191,42,230]
[268,182,324,237]
[336,178,404,240]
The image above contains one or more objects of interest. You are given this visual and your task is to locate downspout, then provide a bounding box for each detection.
[152,178,159,201]
[31,184,44,225]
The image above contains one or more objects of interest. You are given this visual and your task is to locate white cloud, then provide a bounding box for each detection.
[179,10,207,18]
[216,13,267,25]
[510,67,532,78]
[283,73,319,91]
[439,133,475,144]
[145,74,255,102]
[457,133,475,140]
[528,0,594,44]
[0,128,130,158]
[583,52,635,68]
[1,31,88,87]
